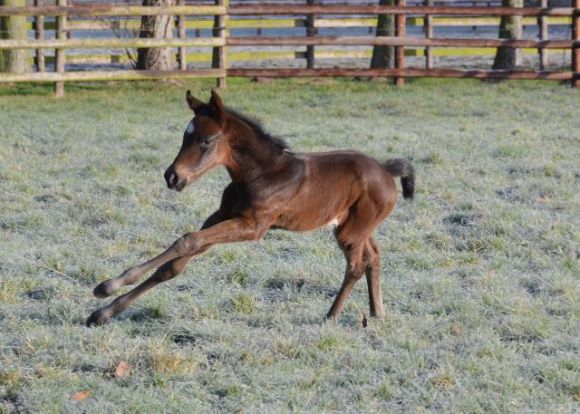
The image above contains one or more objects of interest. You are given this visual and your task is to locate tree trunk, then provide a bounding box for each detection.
[370,0,395,69]
[493,0,523,70]
[137,0,176,71]
[0,0,30,73]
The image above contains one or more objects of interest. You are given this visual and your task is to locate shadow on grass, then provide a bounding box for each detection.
[171,331,197,346]
[126,306,165,323]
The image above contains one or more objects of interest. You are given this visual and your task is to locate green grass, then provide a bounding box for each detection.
[1,78,579,413]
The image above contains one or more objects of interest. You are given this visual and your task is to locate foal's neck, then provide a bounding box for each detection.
[224,116,289,184]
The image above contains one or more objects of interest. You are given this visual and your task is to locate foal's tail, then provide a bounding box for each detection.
[383,158,415,200]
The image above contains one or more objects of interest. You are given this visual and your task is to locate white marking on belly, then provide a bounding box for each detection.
[326,217,340,227]
[185,120,195,134]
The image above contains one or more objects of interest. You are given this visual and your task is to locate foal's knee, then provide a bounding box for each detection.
[363,242,380,268]
[173,233,199,256]
[365,251,380,270]
[347,261,366,281]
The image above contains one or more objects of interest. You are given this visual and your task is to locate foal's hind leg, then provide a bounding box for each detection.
[325,189,392,321]
[364,237,384,318]
[325,229,367,320]
[326,236,384,321]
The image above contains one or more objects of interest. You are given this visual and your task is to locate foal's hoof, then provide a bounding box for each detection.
[323,314,338,324]
[86,308,112,327]
[93,279,119,298]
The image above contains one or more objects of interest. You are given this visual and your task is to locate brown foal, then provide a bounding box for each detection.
[86,90,415,326]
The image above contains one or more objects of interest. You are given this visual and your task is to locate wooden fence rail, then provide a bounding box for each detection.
[0,3,578,94]
[27,16,574,31]
[0,5,575,17]
[227,5,575,16]
[0,5,226,17]
[0,36,575,50]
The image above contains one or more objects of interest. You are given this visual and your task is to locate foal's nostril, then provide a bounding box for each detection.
[168,173,178,188]
[164,167,178,189]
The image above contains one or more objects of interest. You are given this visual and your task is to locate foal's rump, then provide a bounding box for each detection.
[303,150,413,202]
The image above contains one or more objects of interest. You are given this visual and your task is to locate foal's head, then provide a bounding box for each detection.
[164,90,229,191]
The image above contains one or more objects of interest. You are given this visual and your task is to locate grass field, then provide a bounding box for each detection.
[0,79,579,413]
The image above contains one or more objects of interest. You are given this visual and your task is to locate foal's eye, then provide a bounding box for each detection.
[200,137,211,148]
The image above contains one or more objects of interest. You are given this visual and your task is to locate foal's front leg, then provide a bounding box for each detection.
[86,254,195,326]
[86,217,265,326]
[92,210,224,299]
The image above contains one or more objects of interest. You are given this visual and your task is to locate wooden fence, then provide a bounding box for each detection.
[0,1,578,95]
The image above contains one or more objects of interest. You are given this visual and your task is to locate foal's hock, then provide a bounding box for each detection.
[86,90,415,326]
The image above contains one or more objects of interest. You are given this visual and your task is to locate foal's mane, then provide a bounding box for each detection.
[226,107,292,154]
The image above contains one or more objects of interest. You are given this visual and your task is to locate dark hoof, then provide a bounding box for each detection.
[93,280,118,298]
[86,308,111,327]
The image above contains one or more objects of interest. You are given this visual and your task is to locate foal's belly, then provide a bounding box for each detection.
[270,178,352,232]
[272,208,348,232]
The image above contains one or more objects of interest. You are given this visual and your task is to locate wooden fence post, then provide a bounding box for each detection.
[573,0,579,87]
[54,0,66,97]
[538,0,547,70]
[0,0,29,73]
[34,0,45,72]
[110,19,120,65]
[424,0,433,69]
[177,0,186,70]
[394,0,406,85]
[306,0,317,69]
[212,0,228,89]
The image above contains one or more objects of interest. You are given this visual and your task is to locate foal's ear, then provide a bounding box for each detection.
[209,89,226,125]
[185,90,203,112]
